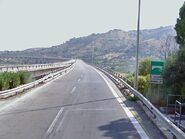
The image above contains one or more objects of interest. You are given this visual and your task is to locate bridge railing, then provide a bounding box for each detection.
[96,66,185,139]
[0,59,75,72]
[0,61,75,98]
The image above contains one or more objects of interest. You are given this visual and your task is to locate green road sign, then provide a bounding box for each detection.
[150,61,164,75]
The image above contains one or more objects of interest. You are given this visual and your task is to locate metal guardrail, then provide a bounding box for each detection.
[175,100,182,127]
[174,100,185,128]
[96,66,185,139]
[0,62,74,99]
[0,59,75,72]
[105,69,133,86]
[167,94,185,107]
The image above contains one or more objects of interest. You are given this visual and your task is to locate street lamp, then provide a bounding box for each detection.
[92,45,94,65]
[134,0,141,90]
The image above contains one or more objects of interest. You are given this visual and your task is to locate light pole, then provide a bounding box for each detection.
[92,45,94,65]
[134,0,141,90]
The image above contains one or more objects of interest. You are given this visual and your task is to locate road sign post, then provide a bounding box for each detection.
[150,61,164,99]
[150,61,164,84]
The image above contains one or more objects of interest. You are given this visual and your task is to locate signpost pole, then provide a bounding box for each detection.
[149,83,152,100]
[157,84,160,98]
[150,61,164,102]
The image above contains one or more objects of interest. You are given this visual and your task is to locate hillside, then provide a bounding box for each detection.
[0,26,178,72]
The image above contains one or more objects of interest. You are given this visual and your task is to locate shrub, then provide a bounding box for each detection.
[0,71,33,90]
[125,73,134,86]
[127,94,138,101]
[7,72,20,89]
[181,82,185,95]
[18,71,32,84]
[139,58,151,76]
[2,72,10,90]
[0,74,3,91]
[138,75,149,95]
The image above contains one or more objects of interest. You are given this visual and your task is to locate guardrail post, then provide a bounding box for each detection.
[179,102,182,126]
[97,67,185,139]
[175,101,177,125]
[173,134,177,139]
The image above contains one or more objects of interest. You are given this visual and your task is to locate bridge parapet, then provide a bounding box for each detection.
[0,62,74,98]
[0,59,75,73]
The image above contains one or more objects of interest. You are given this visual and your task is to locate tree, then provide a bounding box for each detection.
[175,2,185,46]
[139,58,151,76]
[164,2,185,95]
[159,36,178,60]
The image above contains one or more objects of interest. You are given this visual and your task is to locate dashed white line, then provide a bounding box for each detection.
[70,86,76,94]
[46,108,64,135]
[0,66,74,113]
[78,78,81,82]
[56,110,69,133]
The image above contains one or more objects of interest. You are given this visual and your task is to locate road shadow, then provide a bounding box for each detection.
[98,118,141,139]
[0,96,125,116]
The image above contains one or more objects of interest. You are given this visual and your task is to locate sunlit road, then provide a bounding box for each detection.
[0,60,148,139]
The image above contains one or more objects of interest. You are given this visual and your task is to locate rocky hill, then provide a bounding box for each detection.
[0,26,178,72]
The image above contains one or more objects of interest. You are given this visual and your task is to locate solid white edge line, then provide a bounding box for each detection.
[93,67,149,139]
[46,108,64,135]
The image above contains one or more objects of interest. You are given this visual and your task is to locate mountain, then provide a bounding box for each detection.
[0,26,178,72]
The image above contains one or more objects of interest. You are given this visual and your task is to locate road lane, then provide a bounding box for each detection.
[0,60,148,139]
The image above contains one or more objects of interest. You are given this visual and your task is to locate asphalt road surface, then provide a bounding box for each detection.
[0,60,149,139]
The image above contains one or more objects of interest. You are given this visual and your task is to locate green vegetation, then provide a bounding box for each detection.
[126,2,185,105]
[124,59,165,105]
[138,75,149,95]
[0,71,32,91]
[139,58,151,76]
[125,58,150,95]
[0,76,3,91]
[127,95,138,102]
[163,2,185,97]
[18,71,32,84]
[103,3,185,105]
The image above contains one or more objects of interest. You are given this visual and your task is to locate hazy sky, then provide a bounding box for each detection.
[0,0,184,51]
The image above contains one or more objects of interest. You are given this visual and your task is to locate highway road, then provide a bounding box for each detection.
[0,60,149,139]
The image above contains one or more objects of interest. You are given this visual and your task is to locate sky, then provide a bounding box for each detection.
[0,0,184,51]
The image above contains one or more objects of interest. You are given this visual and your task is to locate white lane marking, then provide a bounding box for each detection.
[68,108,119,111]
[78,78,81,82]
[56,110,69,133]
[70,86,76,94]
[46,108,64,135]
[94,68,149,139]
[0,65,74,113]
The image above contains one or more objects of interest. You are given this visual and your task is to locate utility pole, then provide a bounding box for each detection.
[134,0,141,90]
[92,45,94,65]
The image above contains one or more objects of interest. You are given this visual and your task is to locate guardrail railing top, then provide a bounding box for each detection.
[0,59,75,73]
[0,64,73,98]
[96,66,185,139]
